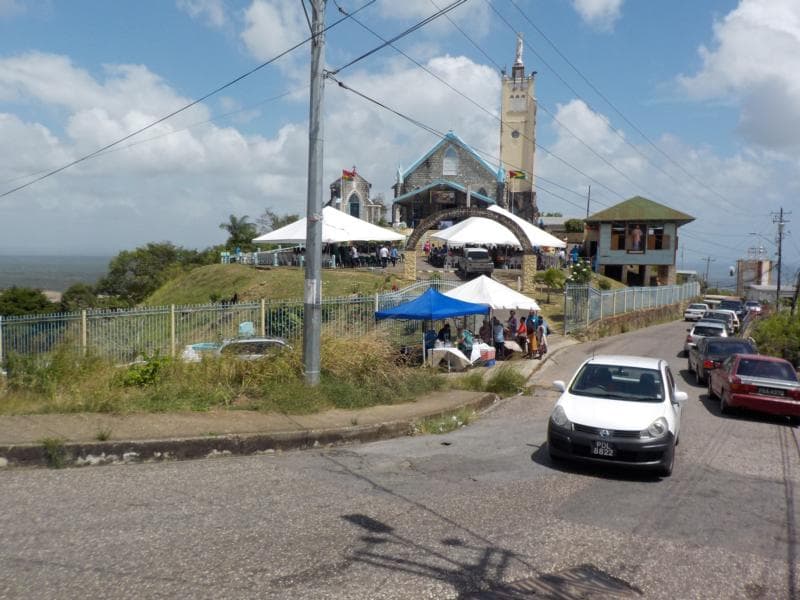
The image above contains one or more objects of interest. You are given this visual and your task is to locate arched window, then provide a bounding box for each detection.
[442,146,459,176]
[348,192,360,219]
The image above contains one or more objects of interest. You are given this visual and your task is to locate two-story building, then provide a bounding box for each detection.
[584,196,694,286]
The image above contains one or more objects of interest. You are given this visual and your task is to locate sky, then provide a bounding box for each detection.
[0,0,798,283]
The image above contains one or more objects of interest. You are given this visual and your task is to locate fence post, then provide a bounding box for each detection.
[81,309,87,356]
[0,315,3,366]
[260,298,266,336]
[170,305,176,357]
[374,293,379,313]
[563,287,568,335]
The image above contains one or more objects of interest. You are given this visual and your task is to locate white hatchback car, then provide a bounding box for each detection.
[683,303,709,321]
[547,355,688,476]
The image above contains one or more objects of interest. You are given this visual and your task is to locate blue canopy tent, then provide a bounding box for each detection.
[375,287,490,364]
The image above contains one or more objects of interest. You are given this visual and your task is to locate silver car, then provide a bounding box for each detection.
[683,320,727,355]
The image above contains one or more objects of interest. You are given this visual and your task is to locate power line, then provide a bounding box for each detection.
[428,0,502,71]
[504,0,743,213]
[0,0,379,200]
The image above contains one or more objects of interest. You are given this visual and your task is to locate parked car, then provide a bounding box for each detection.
[456,247,494,279]
[744,300,763,315]
[713,309,740,333]
[684,320,728,355]
[684,303,710,321]
[701,311,736,334]
[687,337,757,385]
[180,342,223,362]
[216,337,290,360]
[708,354,800,422]
[719,298,746,320]
[547,355,688,476]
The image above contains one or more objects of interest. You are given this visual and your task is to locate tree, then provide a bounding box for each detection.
[95,242,212,305]
[540,268,566,304]
[256,209,300,235]
[219,214,258,250]
[567,259,593,285]
[60,283,98,312]
[0,287,56,316]
[564,218,585,233]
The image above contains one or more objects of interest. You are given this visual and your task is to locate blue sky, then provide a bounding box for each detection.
[0,0,798,283]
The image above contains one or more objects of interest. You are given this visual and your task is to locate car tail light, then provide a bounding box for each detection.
[788,388,800,401]
[703,360,717,370]
[730,376,757,394]
[686,334,692,343]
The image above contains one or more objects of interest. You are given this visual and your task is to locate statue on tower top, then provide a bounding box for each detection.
[514,33,523,67]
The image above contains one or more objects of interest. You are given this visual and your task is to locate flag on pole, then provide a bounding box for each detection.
[342,169,355,181]
[508,170,526,179]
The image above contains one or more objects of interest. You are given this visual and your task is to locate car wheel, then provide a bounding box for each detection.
[720,393,730,415]
[660,443,675,477]
[707,378,716,400]
[695,368,705,386]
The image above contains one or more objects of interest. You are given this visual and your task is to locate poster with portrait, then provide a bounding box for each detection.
[627,223,646,253]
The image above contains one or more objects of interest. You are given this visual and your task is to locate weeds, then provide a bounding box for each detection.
[484,366,528,396]
[40,437,67,468]
[414,408,475,435]
[94,428,112,441]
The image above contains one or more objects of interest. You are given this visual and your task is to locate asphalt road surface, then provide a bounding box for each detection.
[1,320,798,599]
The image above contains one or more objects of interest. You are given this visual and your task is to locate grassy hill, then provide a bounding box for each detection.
[144,264,413,306]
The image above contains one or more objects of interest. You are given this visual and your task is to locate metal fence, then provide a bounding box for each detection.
[0,278,463,365]
[564,281,701,334]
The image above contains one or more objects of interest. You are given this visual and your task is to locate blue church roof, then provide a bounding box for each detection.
[393,180,496,205]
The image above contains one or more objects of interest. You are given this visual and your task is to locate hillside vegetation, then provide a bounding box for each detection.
[144,264,412,306]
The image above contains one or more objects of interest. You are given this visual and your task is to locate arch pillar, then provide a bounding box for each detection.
[521,254,537,293]
[404,249,417,280]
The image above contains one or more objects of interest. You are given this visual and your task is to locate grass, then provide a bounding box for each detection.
[40,437,67,468]
[413,407,476,435]
[94,428,112,441]
[0,330,444,416]
[144,264,411,306]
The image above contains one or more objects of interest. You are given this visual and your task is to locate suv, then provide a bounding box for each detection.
[684,303,710,321]
[719,298,746,320]
[684,320,728,355]
[456,247,494,279]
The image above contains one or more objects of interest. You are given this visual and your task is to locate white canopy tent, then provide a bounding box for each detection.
[252,206,405,244]
[444,275,541,311]
[430,206,566,249]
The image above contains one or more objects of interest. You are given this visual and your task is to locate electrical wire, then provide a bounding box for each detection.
[0,0,379,200]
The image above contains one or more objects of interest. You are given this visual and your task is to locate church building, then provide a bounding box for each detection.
[328,167,385,225]
[391,35,538,227]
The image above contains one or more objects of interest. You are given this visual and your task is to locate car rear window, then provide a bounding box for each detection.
[688,304,706,310]
[706,341,753,355]
[694,326,723,335]
[736,359,798,381]
[466,249,490,259]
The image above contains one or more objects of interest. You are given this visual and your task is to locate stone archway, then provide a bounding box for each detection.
[404,207,537,292]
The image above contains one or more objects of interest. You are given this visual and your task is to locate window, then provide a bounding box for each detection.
[443,146,459,176]
[646,226,670,250]
[348,192,360,218]
[610,223,626,250]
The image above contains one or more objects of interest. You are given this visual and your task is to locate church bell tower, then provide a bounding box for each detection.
[500,34,537,220]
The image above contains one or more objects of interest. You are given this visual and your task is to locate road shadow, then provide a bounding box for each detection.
[299,456,642,598]
[531,443,662,483]
[697,390,798,427]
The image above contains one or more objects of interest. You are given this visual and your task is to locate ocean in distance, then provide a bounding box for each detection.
[0,255,111,292]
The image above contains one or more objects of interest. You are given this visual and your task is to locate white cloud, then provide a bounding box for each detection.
[571,0,624,31]
[679,0,800,150]
[176,0,228,28]
[240,0,307,63]
[0,0,24,18]
[378,0,492,38]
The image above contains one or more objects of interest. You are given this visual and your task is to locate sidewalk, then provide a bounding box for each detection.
[0,333,576,468]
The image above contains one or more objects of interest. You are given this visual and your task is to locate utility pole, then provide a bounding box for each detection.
[585,185,591,219]
[303,0,326,386]
[702,256,715,288]
[772,208,790,308]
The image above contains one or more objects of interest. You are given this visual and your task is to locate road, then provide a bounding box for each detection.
[1,320,798,599]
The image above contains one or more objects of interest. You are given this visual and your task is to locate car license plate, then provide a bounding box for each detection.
[758,387,785,397]
[591,440,616,457]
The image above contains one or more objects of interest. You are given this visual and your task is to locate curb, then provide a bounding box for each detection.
[0,393,499,469]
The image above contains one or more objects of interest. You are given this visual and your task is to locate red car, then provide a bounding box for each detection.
[708,354,800,421]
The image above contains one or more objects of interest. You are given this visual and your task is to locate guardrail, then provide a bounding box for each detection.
[564,281,701,334]
[0,279,462,365]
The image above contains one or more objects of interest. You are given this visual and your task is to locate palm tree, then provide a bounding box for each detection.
[219,214,257,251]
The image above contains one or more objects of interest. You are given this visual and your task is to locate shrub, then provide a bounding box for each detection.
[484,366,527,396]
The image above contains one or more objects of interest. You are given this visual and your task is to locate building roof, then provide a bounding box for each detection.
[400,131,501,182]
[393,180,496,205]
[585,196,694,224]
